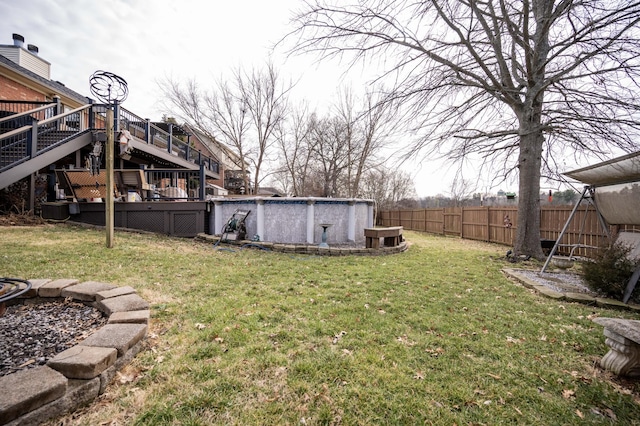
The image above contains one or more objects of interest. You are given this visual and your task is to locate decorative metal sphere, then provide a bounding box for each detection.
[89,70,128,104]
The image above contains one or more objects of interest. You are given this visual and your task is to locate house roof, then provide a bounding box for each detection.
[0,53,91,105]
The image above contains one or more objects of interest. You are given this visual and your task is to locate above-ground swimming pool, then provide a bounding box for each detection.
[209,197,375,245]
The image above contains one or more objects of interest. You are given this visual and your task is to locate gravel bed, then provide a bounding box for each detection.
[0,300,107,377]
[515,269,597,294]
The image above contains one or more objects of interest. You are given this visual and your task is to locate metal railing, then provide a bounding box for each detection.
[117,106,219,174]
[1,101,220,187]
[144,168,204,201]
[0,104,94,172]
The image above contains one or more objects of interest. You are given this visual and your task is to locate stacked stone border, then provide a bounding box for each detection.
[0,279,150,426]
[503,268,640,312]
[195,233,409,255]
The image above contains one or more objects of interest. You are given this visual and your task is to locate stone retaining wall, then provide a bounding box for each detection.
[0,279,150,426]
[196,233,409,255]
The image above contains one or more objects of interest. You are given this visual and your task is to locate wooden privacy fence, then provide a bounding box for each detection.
[378,206,633,257]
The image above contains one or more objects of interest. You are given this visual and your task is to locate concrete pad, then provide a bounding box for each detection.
[79,323,147,357]
[107,309,150,324]
[0,366,67,424]
[596,297,630,310]
[18,279,51,298]
[97,293,149,316]
[48,345,117,379]
[533,285,565,299]
[61,281,118,301]
[564,292,596,304]
[96,285,137,301]
[6,378,100,426]
[38,279,79,298]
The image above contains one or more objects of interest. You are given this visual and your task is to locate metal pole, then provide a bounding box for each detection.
[541,186,590,272]
[106,108,114,248]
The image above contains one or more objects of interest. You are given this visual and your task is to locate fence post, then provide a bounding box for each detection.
[486,206,491,242]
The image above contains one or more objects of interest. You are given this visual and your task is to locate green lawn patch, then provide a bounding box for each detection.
[1,225,639,425]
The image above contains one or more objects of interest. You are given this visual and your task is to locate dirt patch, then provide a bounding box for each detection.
[0,213,46,226]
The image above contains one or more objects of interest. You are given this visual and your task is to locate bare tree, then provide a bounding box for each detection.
[273,103,315,196]
[309,114,351,197]
[448,176,477,207]
[159,78,251,190]
[288,0,640,257]
[160,62,292,194]
[338,88,396,197]
[270,87,395,197]
[237,63,292,193]
[360,166,416,211]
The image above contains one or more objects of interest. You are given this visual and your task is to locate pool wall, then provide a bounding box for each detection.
[209,197,375,245]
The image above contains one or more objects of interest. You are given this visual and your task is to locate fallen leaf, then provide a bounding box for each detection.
[195,323,207,330]
[413,371,424,380]
[604,408,617,420]
[576,409,584,419]
[562,389,575,399]
[214,336,224,343]
[397,335,416,346]
[117,371,136,384]
[487,373,501,380]
[425,347,445,356]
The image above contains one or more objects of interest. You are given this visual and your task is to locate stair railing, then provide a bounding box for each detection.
[0,104,94,172]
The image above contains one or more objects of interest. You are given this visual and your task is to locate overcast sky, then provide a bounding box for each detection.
[0,0,342,118]
[1,0,523,197]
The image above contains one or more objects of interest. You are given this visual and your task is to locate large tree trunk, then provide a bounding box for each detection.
[514,121,545,259]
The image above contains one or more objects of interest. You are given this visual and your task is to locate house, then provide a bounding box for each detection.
[180,123,250,195]
[0,33,246,217]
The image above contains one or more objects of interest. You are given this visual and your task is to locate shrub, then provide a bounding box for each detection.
[582,240,640,300]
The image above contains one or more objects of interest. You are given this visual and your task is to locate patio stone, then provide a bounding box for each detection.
[19,278,51,298]
[79,323,147,356]
[97,293,149,316]
[38,279,79,298]
[61,281,118,301]
[0,366,67,424]
[96,285,137,301]
[107,309,150,324]
[48,345,117,379]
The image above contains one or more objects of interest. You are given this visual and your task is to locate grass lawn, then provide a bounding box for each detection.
[1,224,639,425]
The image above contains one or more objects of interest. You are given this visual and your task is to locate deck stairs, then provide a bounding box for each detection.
[0,103,219,190]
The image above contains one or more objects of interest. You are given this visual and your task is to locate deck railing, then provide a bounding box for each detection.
[0,104,93,172]
[116,106,219,174]
[1,101,220,183]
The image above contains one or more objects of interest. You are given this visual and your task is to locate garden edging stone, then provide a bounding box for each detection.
[0,279,149,426]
